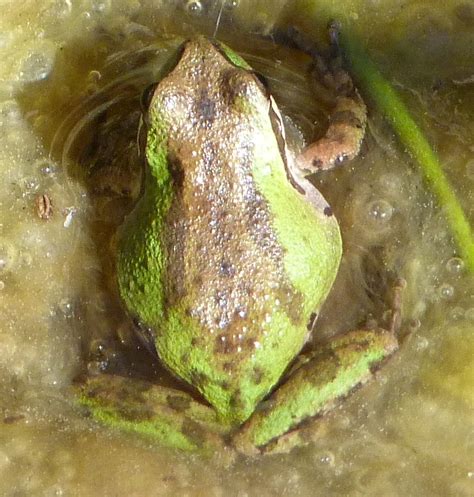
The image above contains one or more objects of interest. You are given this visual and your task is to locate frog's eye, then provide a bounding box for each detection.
[140,83,158,113]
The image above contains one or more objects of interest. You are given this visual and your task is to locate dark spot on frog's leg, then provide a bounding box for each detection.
[190,337,203,347]
[230,391,245,411]
[117,404,155,422]
[253,367,264,385]
[220,380,230,390]
[306,312,318,331]
[182,419,206,447]
[166,394,192,412]
[189,369,207,388]
[323,206,333,217]
[312,158,324,169]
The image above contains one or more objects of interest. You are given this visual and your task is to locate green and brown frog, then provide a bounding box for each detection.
[78,33,401,456]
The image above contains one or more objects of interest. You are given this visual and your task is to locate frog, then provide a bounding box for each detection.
[78,33,401,456]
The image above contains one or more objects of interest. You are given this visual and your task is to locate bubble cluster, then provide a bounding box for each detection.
[19,47,55,83]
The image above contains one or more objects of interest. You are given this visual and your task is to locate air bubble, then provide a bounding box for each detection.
[446,257,464,274]
[58,298,74,318]
[415,336,429,351]
[0,281,5,291]
[185,0,203,15]
[438,283,454,299]
[448,306,464,320]
[225,0,239,8]
[90,339,108,356]
[35,159,56,176]
[366,199,394,224]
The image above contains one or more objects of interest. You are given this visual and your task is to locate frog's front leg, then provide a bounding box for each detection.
[290,25,367,172]
[232,329,397,456]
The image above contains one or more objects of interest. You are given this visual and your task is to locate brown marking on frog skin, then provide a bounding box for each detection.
[146,37,312,411]
[189,369,208,387]
[166,394,192,412]
[167,153,185,188]
[229,390,245,412]
[195,88,216,126]
[179,352,190,368]
[190,337,203,347]
[223,362,234,373]
[214,334,234,354]
[182,418,206,446]
[253,367,265,385]
[323,206,333,217]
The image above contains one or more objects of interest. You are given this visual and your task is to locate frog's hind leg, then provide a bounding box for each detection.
[76,374,227,454]
[288,24,368,172]
[232,329,397,455]
[232,280,405,456]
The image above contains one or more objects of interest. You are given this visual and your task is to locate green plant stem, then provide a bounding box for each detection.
[339,29,474,274]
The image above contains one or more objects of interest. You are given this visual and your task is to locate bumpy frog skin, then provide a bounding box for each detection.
[79,36,399,456]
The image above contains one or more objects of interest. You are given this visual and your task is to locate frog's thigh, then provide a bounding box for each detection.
[233,330,398,455]
[77,375,226,453]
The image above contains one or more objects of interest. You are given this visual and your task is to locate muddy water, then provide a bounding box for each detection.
[0,1,473,496]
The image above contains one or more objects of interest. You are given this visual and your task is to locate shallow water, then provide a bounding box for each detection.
[0,1,473,496]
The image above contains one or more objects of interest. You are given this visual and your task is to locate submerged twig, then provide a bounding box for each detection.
[338,27,474,274]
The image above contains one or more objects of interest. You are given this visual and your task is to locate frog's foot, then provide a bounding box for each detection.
[232,329,398,456]
[76,375,228,455]
[288,25,367,172]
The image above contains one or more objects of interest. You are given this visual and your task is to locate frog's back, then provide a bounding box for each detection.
[117,37,342,425]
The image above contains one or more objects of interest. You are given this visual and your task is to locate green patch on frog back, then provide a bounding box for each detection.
[250,114,342,318]
[116,107,174,328]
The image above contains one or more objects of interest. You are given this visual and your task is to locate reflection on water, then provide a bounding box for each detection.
[0,1,473,496]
